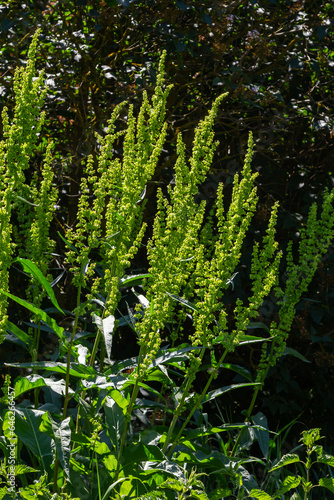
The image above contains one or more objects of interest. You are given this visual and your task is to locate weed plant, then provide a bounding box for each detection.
[1,31,334,499]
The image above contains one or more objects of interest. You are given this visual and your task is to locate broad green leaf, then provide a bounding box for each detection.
[6,361,96,378]
[248,490,273,500]
[104,395,125,454]
[122,442,164,466]
[283,347,311,363]
[14,374,69,398]
[160,478,183,492]
[270,453,300,471]
[80,374,126,390]
[118,476,139,498]
[252,412,269,459]
[152,346,202,367]
[317,452,334,467]
[14,408,54,472]
[173,450,208,467]
[319,477,334,493]
[49,415,71,480]
[0,487,8,499]
[239,464,260,491]
[145,366,171,385]
[14,375,46,398]
[94,441,110,456]
[93,313,115,361]
[15,258,64,314]
[189,450,231,470]
[275,475,301,496]
[202,383,260,404]
[152,460,184,478]
[15,464,38,475]
[1,291,64,339]
[109,389,129,412]
[70,433,91,446]
[220,363,252,381]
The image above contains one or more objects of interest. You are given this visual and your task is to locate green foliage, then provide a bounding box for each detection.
[251,428,334,499]
[0,30,334,500]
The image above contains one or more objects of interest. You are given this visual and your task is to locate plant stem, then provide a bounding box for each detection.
[33,321,41,409]
[96,452,102,500]
[113,334,150,481]
[54,264,85,492]
[165,348,229,457]
[114,376,141,482]
[162,370,195,455]
[62,262,85,421]
[231,340,276,457]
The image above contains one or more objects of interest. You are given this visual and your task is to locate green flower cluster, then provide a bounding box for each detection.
[258,188,334,381]
[136,93,228,377]
[66,52,172,324]
[0,30,54,339]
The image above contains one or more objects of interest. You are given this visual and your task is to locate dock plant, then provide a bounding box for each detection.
[1,31,334,499]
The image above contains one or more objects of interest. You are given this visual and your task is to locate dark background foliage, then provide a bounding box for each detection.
[1,0,334,448]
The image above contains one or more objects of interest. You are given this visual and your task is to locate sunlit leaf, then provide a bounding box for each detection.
[6,361,97,378]
[1,291,64,339]
[15,258,64,314]
[14,408,54,472]
[319,477,334,493]
[275,475,301,496]
[248,490,273,500]
[270,453,300,471]
[6,321,31,347]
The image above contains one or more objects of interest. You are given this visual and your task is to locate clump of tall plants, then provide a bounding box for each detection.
[1,31,334,500]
